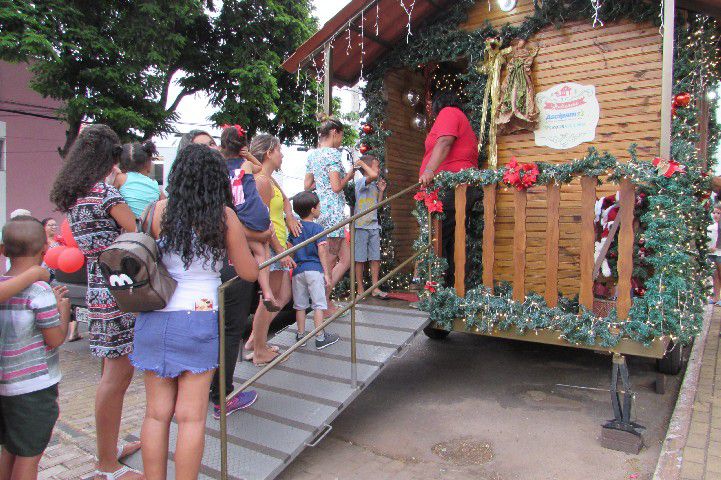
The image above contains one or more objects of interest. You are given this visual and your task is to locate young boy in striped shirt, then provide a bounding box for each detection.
[0,216,70,479]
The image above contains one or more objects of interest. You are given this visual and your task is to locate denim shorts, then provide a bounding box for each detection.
[354,228,381,262]
[130,310,219,378]
[269,247,291,272]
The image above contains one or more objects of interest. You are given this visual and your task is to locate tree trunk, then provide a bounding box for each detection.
[58,119,82,159]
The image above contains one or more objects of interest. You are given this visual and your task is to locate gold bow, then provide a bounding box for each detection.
[477,38,511,170]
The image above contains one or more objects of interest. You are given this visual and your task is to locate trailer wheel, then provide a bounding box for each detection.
[423,325,450,340]
[657,341,683,375]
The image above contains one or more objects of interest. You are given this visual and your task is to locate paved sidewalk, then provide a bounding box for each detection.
[37,338,146,480]
[680,309,721,480]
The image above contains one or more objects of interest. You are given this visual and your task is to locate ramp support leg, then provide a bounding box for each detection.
[350,219,358,389]
[600,353,644,454]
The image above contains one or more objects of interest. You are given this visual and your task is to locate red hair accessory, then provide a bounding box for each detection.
[221,124,246,137]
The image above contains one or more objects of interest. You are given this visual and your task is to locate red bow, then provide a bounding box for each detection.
[652,157,686,178]
[221,124,246,137]
[424,281,439,293]
[503,157,539,191]
[414,188,443,213]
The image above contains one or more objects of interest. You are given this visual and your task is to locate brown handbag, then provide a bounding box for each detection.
[98,203,176,312]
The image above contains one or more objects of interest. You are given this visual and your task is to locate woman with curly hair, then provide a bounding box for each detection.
[49,124,142,480]
[131,144,258,480]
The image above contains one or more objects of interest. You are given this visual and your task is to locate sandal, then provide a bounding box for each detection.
[253,351,289,367]
[117,441,141,460]
[261,294,281,312]
[243,345,280,361]
[93,465,143,479]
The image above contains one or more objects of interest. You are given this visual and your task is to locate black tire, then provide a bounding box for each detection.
[423,325,450,340]
[657,341,683,375]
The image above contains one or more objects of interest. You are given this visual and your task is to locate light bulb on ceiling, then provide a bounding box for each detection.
[497,0,517,11]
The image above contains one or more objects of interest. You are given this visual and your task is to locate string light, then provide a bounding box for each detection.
[399,0,417,43]
[591,0,604,28]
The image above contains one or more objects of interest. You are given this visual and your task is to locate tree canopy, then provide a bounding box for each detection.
[1,0,321,156]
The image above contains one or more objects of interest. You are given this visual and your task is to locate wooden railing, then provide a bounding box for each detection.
[443,178,636,321]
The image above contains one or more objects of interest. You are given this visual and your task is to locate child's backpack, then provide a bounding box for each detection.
[98,203,176,312]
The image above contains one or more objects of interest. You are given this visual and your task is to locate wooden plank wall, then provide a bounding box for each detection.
[464,0,662,296]
[383,69,427,267]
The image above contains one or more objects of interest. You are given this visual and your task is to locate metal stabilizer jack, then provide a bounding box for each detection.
[600,354,645,454]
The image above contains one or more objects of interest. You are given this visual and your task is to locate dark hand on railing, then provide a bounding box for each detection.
[419,169,435,187]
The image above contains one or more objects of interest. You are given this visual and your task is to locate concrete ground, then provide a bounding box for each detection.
[40,301,682,480]
[279,307,683,480]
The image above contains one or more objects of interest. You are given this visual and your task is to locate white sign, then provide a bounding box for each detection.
[534,83,600,150]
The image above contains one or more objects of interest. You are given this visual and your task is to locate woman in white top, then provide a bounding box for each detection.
[130,144,258,480]
[708,203,721,304]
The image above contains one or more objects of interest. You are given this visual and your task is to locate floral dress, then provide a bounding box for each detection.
[67,183,135,358]
[306,147,347,238]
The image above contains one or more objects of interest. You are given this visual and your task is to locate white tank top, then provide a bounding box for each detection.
[159,248,222,312]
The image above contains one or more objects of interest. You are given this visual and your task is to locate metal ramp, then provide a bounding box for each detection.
[124,303,429,480]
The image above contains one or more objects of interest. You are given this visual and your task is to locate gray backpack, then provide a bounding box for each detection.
[98,203,176,312]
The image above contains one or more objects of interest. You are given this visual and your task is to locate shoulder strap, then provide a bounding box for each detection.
[139,201,158,236]
[593,219,621,280]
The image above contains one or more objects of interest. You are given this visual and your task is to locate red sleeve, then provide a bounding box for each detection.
[431,107,462,138]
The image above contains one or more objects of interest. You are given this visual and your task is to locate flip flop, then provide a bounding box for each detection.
[117,441,141,460]
[243,345,280,361]
[253,351,289,367]
[92,465,143,479]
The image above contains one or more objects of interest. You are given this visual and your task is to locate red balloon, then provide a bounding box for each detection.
[58,247,85,273]
[43,246,67,270]
[60,219,78,248]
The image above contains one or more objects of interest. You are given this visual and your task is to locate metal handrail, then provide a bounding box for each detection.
[217,181,432,479]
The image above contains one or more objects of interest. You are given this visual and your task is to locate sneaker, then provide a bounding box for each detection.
[296,332,307,347]
[213,390,258,420]
[315,332,340,350]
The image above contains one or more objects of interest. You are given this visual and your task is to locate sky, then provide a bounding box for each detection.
[155,0,354,197]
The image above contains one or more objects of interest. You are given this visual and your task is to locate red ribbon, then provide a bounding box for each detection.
[424,281,439,293]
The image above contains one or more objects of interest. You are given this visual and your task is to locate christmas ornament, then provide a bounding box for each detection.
[410,113,427,131]
[359,143,372,154]
[403,89,421,107]
[361,123,374,134]
[652,157,686,177]
[673,92,691,107]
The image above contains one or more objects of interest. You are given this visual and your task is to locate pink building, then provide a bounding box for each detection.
[0,61,66,225]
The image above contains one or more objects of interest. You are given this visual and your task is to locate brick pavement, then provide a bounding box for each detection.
[680,309,721,480]
[37,341,146,480]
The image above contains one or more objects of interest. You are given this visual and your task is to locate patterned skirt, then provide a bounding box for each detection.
[85,259,135,358]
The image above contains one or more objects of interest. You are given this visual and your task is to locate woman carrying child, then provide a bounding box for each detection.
[113,140,164,217]
[219,125,280,312]
[49,124,142,480]
[304,116,353,318]
[243,134,301,366]
[131,144,258,480]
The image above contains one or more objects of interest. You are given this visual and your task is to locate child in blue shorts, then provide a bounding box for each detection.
[353,155,387,298]
[289,192,339,350]
[0,217,70,478]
